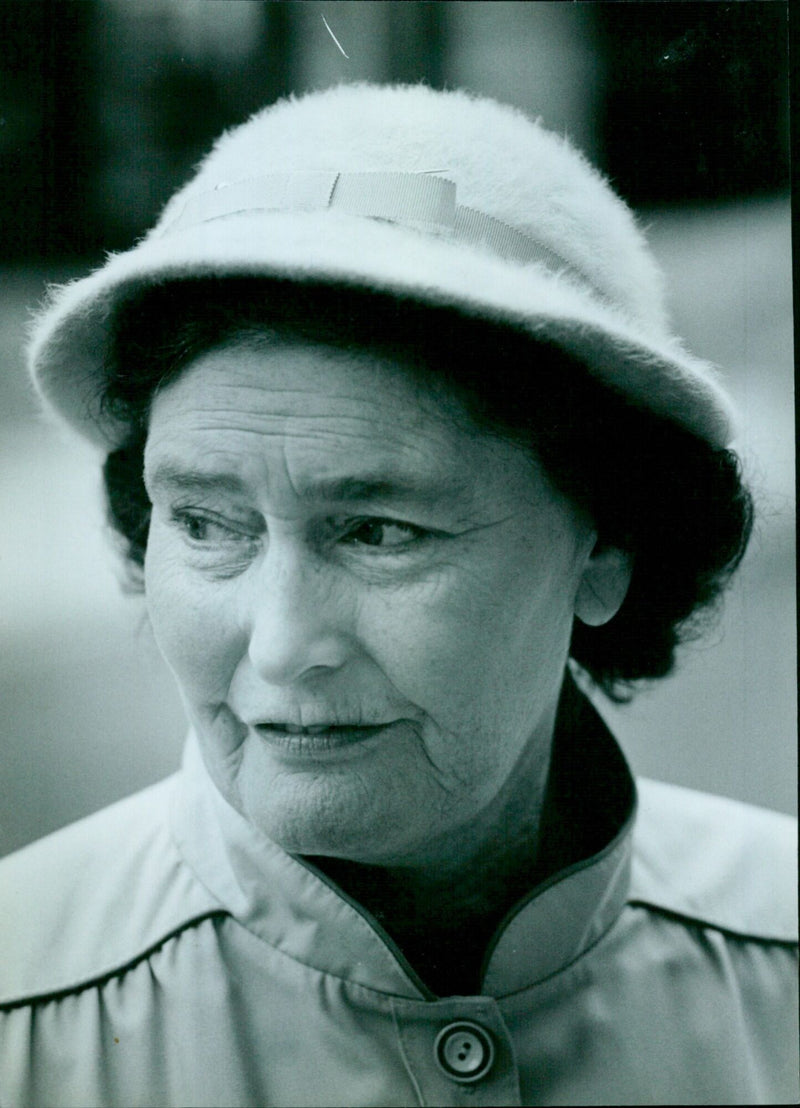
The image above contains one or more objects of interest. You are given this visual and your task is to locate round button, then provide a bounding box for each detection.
[434,1021,495,1083]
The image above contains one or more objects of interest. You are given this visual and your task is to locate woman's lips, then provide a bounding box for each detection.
[251,721,399,756]
[269,723,336,736]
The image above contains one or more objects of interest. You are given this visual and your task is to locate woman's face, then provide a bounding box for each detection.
[143,336,615,868]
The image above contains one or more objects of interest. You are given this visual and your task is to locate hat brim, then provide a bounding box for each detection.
[29,208,734,449]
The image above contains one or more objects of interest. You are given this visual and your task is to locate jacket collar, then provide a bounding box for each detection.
[171,678,636,999]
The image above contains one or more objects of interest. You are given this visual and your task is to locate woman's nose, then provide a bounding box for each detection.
[245,547,352,686]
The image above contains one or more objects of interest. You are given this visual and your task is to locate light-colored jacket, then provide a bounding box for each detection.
[1,716,796,1107]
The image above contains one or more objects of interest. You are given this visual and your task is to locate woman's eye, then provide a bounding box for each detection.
[172,509,251,546]
[342,519,422,549]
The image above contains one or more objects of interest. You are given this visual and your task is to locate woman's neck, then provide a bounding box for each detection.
[308,676,599,996]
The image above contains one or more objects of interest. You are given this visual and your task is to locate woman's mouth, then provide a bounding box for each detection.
[251,720,400,756]
[271,723,337,736]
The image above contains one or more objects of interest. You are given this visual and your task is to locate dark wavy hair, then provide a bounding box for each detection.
[101,278,753,700]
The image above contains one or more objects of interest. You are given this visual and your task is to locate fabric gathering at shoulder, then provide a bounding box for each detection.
[0,775,223,1008]
[630,777,798,944]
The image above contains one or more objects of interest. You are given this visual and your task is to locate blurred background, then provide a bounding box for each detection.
[0,0,794,856]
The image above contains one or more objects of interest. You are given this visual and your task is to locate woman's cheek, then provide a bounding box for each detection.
[356,569,493,703]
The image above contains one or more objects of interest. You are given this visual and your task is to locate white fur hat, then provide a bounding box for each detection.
[28,83,734,448]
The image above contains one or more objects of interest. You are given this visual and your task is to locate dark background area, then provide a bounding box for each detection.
[0,1,789,262]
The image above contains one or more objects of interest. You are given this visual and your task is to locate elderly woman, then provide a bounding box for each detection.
[0,85,796,1107]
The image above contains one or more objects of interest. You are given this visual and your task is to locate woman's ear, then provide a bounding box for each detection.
[574,543,633,627]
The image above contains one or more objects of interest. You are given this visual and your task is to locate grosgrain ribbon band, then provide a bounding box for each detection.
[160,170,598,296]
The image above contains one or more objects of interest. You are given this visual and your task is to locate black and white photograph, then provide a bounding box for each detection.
[0,2,796,1104]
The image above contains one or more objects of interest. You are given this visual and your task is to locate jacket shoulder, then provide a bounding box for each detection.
[0,776,222,1007]
[631,777,797,943]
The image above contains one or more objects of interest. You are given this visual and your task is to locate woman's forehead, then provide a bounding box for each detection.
[143,336,536,505]
[154,332,466,421]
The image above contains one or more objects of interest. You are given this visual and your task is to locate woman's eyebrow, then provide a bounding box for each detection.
[146,462,470,506]
[145,463,248,497]
[303,473,472,506]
